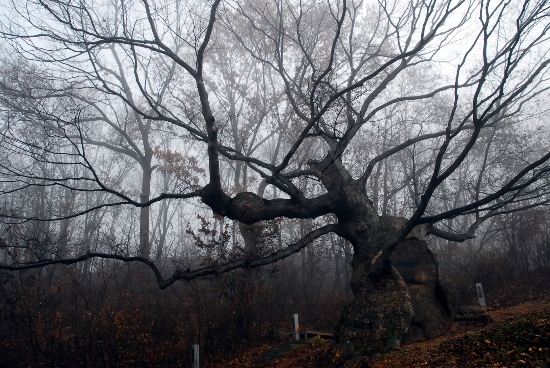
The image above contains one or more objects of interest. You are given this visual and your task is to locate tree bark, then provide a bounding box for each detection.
[391,238,453,345]
[139,165,152,258]
[331,217,415,364]
[306,158,452,364]
[331,226,452,364]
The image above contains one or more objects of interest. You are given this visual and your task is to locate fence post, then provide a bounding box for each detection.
[191,344,200,368]
[292,313,300,340]
[476,283,486,307]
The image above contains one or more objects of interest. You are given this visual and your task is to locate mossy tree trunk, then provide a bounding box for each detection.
[305,158,453,364]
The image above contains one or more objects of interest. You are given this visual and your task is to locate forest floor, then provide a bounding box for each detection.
[223,299,550,367]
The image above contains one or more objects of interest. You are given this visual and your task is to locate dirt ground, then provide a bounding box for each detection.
[222,299,550,368]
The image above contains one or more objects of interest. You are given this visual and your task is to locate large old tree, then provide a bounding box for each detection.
[1,0,550,363]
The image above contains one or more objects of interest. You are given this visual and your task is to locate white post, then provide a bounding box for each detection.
[292,313,300,340]
[191,344,200,368]
[476,283,486,307]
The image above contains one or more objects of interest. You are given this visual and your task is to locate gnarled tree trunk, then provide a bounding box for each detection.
[331,227,452,365]
[392,238,452,345]
[313,157,452,364]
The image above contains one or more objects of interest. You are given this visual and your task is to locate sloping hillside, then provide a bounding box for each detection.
[223,300,550,367]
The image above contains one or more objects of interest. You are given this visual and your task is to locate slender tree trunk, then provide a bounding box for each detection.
[333,234,343,291]
[155,199,169,262]
[58,186,73,245]
[343,240,352,296]
[299,219,307,282]
[139,165,152,258]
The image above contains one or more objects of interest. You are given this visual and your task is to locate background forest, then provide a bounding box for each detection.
[1,208,550,367]
[1,0,550,366]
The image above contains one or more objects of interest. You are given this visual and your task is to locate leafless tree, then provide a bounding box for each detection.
[1,0,550,360]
